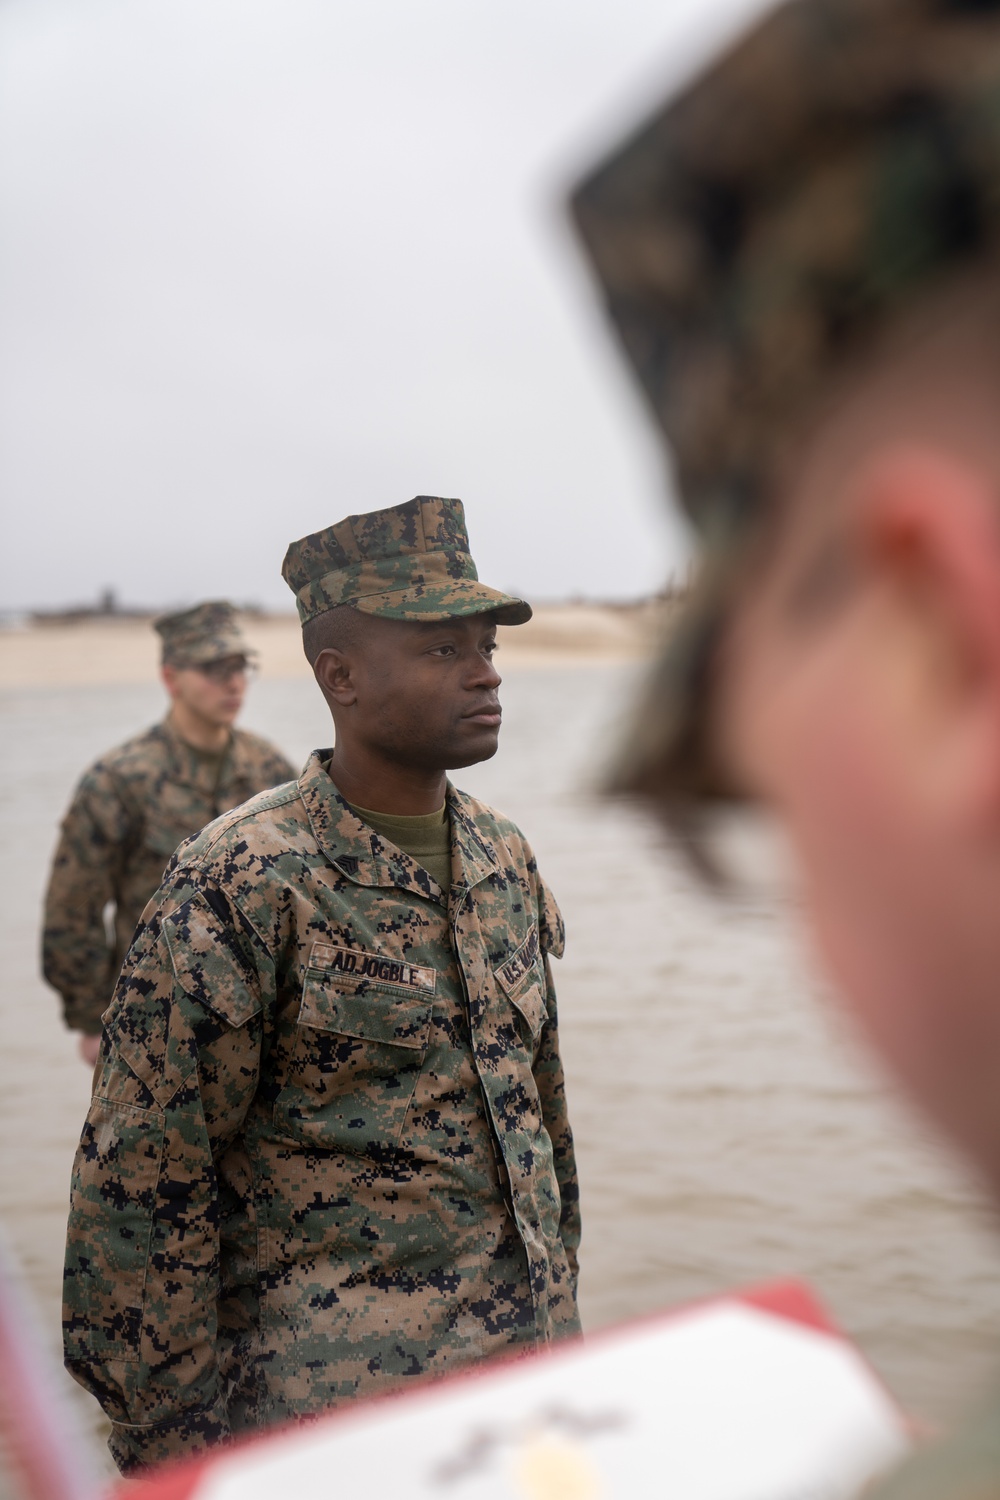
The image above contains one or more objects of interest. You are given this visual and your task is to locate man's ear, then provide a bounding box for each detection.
[854,444,1000,820]
[313,648,357,707]
[161,664,179,702]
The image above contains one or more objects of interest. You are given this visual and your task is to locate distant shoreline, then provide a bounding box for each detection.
[0,603,679,689]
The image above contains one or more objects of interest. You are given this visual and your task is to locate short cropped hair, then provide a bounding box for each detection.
[301,605,371,667]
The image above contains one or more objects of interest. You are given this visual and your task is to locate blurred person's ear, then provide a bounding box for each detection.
[161,663,180,702]
[853,444,1000,829]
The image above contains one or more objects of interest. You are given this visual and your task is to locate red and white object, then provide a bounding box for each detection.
[119,1283,908,1500]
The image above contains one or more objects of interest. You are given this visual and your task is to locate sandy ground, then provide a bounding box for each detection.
[0,603,672,688]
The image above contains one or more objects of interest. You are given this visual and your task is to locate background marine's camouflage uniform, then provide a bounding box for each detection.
[42,600,293,1035]
[63,500,580,1474]
[43,720,295,1034]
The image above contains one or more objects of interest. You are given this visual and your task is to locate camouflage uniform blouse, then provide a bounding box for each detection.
[63,751,581,1474]
[42,718,295,1034]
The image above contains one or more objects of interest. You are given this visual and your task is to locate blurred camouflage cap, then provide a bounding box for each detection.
[154,601,252,668]
[571,0,1000,799]
[282,496,532,627]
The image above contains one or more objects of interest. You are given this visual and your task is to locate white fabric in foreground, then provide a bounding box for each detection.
[195,1299,908,1500]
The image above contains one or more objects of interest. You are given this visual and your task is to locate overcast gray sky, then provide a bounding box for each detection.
[0,0,771,613]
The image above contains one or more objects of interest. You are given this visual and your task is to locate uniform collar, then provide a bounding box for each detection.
[157,715,236,789]
[298,750,498,896]
[448,788,503,892]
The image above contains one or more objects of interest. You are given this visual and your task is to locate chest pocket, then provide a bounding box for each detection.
[274,970,434,1162]
[508,981,546,1043]
[493,924,547,1049]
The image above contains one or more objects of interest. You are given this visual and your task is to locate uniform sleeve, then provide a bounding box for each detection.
[41,765,137,1034]
[267,749,298,786]
[531,873,581,1285]
[62,876,270,1475]
[252,740,297,793]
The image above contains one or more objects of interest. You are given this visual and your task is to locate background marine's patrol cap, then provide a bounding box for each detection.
[571,0,1000,801]
[154,601,252,668]
[282,496,532,627]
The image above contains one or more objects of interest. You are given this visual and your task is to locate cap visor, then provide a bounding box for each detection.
[354,579,532,626]
[185,643,257,666]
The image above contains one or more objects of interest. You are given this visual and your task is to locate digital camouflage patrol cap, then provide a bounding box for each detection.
[572,0,1000,800]
[282,496,532,627]
[154,601,252,668]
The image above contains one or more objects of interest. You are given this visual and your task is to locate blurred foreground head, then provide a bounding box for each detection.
[573,0,1000,1191]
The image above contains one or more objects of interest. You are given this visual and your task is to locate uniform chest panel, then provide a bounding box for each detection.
[308,940,436,996]
[284,879,455,1024]
[136,765,254,862]
[275,957,437,1159]
[299,969,433,1050]
[140,778,218,859]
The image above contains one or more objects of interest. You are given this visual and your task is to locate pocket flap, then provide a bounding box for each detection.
[163,897,262,1028]
[299,975,432,1050]
[493,925,541,998]
[509,981,546,1041]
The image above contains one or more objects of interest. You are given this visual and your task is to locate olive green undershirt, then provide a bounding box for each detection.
[350,802,452,894]
[189,742,229,813]
[191,746,226,775]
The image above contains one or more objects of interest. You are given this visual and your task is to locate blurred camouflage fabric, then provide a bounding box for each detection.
[573,0,1000,532]
[154,601,252,667]
[42,721,295,1033]
[282,495,532,625]
[571,0,1000,799]
[63,752,580,1474]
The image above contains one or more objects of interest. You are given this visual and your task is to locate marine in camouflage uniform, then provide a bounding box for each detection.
[570,0,1000,1494]
[43,602,294,1042]
[63,498,581,1474]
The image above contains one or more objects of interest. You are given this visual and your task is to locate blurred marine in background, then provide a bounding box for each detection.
[41,601,294,1065]
[573,0,1000,1493]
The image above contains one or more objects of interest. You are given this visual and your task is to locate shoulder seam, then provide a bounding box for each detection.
[84,729,173,801]
[187,778,301,863]
[181,874,272,957]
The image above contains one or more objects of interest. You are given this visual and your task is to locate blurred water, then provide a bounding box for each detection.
[2,661,1000,1493]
